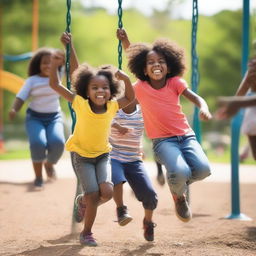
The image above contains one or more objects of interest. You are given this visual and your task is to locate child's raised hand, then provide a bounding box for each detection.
[116,28,128,41]
[60,32,72,47]
[115,69,129,81]
[199,107,212,121]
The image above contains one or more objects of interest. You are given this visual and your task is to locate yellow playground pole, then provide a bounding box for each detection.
[32,0,39,51]
[0,2,4,153]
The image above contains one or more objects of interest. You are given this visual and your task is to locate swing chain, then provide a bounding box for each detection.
[117,0,123,70]
[191,0,199,93]
[66,0,76,132]
[191,0,201,143]
[65,0,71,90]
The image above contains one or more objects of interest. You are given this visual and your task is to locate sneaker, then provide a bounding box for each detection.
[143,218,156,241]
[34,177,43,188]
[172,194,192,222]
[74,194,86,223]
[79,232,97,246]
[116,205,133,226]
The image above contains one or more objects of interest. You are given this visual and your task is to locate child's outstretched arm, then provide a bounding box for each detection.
[49,51,75,103]
[115,70,135,109]
[60,32,79,75]
[9,97,24,120]
[116,28,131,50]
[182,88,212,121]
[216,95,256,119]
[235,57,256,96]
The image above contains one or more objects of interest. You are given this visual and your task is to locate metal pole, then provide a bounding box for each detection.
[226,0,251,221]
[0,2,5,153]
[32,0,39,51]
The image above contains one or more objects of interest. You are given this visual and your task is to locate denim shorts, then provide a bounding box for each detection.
[71,152,113,194]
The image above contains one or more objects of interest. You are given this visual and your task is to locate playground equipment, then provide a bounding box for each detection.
[0,70,24,94]
[63,0,254,226]
[227,0,252,221]
[2,0,252,224]
[0,0,39,152]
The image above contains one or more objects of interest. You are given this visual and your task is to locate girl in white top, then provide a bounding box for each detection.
[9,47,66,189]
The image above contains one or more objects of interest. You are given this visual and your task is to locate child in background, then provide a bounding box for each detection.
[50,32,135,246]
[9,47,66,189]
[110,99,158,241]
[117,28,212,223]
[233,57,256,160]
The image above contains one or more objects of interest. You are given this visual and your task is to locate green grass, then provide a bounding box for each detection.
[0,149,30,160]
[0,140,255,165]
[206,150,255,165]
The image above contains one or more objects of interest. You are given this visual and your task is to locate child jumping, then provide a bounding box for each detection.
[50,32,135,246]
[117,28,212,223]
[110,99,158,241]
[9,47,66,189]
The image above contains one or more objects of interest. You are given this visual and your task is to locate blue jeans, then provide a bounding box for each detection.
[25,108,65,163]
[71,152,112,194]
[152,133,211,197]
[111,159,158,210]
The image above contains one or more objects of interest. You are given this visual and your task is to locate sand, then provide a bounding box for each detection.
[0,159,256,256]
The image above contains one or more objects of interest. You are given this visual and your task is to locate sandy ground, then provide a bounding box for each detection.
[0,158,256,256]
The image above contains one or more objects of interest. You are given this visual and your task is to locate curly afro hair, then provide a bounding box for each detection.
[126,38,186,81]
[71,63,120,100]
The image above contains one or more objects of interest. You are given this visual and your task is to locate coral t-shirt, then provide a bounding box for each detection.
[134,76,193,139]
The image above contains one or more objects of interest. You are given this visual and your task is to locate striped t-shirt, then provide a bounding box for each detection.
[109,105,144,162]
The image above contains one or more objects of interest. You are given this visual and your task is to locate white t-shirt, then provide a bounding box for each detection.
[16,75,60,113]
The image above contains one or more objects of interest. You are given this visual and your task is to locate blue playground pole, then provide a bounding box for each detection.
[226,0,251,221]
[191,0,201,143]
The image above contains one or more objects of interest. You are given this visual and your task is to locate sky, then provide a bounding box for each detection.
[81,0,252,19]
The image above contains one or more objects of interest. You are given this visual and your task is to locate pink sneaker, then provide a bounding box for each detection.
[79,232,97,246]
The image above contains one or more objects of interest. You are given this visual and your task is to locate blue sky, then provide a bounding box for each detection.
[81,0,250,19]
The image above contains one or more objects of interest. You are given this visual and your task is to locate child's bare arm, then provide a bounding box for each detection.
[116,28,131,50]
[60,32,79,75]
[115,70,135,109]
[235,71,251,96]
[235,58,256,95]
[49,52,75,103]
[9,97,24,120]
[216,95,256,119]
[182,88,212,121]
[112,122,130,135]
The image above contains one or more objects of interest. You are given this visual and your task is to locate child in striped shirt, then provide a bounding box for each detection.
[110,99,158,242]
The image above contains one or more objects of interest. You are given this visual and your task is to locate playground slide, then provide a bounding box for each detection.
[0,70,24,94]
